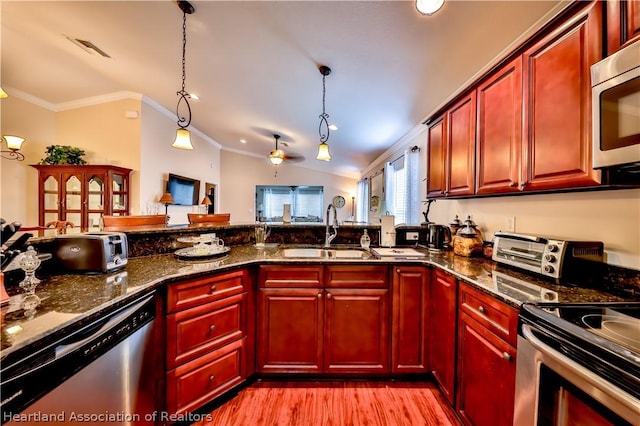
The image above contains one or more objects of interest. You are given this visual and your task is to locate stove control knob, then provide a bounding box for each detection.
[545,254,556,263]
[547,244,559,253]
[543,265,555,274]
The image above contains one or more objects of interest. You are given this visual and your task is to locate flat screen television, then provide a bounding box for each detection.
[166,173,200,206]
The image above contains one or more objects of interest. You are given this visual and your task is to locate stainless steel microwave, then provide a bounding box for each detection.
[591,39,640,169]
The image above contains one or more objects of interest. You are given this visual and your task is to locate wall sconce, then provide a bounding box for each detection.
[1,135,26,161]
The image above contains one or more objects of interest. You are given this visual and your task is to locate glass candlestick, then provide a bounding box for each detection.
[18,246,42,296]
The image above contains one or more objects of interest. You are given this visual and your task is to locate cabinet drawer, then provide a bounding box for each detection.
[167,293,245,368]
[459,283,518,347]
[259,265,323,288]
[167,269,247,313]
[166,338,245,416]
[326,265,388,288]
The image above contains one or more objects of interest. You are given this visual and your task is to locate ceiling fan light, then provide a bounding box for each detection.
[269,149,285,165]
[316,142,331,161]
[172,128,194,150]
[416,0,444,15]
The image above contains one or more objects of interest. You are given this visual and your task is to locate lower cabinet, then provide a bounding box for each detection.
[165,268,251,416]
[257,264,390,374]
[392,266,430,373]
[456,282,518,426]
[430,268,458,405]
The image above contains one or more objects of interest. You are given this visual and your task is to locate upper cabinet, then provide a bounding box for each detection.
[428,0,605,198]
[606,0,640,55]
[426,91,476,198]
[32,164,132,229]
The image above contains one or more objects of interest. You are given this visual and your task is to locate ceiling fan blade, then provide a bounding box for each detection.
[283,153,305,163]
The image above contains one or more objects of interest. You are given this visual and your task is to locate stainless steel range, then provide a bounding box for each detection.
[514,302,640,425]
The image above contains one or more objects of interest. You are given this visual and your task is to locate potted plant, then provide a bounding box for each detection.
[38,145,87,165]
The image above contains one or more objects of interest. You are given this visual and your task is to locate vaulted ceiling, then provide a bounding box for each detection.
[1,1,560,178]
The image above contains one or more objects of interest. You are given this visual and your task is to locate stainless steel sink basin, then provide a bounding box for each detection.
[281,247,372,259]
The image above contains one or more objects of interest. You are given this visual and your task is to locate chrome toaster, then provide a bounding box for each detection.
[52,232,128,273]
[492,232,604,283]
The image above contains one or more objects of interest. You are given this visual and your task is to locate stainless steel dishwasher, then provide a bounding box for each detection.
[1,292,159,425]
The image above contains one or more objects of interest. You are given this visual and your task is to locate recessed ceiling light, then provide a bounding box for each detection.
[240,139,247,144]
[329,124,338,131]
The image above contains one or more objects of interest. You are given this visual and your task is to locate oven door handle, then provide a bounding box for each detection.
[521,324,640,423]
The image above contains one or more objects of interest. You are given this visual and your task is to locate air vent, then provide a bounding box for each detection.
[64,35,111,58]
[572,246,603,259]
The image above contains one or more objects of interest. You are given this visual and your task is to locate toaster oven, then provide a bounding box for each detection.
[52,232,128,273]
[492,232,603,283]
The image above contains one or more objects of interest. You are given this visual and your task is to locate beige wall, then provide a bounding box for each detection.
[220,150,358,224]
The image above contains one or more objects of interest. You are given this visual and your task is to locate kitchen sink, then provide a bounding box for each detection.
[281,247,373,259]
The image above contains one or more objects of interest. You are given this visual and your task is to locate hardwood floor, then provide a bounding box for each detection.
[194,380,461,426]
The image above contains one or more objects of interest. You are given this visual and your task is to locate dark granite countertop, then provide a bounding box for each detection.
[0,243,634,360]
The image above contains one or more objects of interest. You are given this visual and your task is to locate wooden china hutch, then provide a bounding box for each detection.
[32,164,132,230]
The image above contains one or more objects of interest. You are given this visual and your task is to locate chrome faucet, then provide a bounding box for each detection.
[324,204,339,247]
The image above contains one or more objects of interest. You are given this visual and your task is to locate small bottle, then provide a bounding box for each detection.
[360,229,371,249]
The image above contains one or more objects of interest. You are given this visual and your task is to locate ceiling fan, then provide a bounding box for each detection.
[268,134,304,165]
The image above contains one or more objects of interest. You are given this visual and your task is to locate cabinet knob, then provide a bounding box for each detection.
[326,292,332,298]
[209,324,216,332]
[502,352,512,362]
[509,182,517,187]
[317,293,322,298]
[478,306,486,314]
[209,375,215,382]
[209,284,217,293]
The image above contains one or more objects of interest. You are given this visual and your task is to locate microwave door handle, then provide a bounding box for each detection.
[521,324,639,423]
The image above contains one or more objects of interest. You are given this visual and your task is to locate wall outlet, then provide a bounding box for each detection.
[406,231,419,241]
[506,216,516,232]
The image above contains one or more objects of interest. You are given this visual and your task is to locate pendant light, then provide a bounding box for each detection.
[416,0,444,15]
[171,1,195,150]
[269,134,285,165]
[316,65,332,161]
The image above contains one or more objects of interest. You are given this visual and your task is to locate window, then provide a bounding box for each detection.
[256,185,324,222]
[384,149,420,225]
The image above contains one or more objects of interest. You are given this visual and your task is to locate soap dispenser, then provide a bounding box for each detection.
[360,229,371,249]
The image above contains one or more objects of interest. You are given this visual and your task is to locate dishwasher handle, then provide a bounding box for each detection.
[55,293,155,359]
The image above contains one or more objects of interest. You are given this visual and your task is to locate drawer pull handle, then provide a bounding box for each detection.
[478,306,486,314]
[209,284,217,293]
[209,375,215,382]
[502,352,512,362]
[209,325,216,332]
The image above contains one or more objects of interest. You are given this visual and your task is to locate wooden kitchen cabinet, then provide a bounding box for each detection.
[165,268,251,416]
[476,57,522,195]
[521,1,602,192]
[257,264,389,374]
[456,282,518,426]
[426,92,476,198]
[430,268,458,405]
[32,164,131,230]
[392,266,430,373]
[606,0,640,55]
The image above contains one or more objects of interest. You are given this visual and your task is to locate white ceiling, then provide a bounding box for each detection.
[1,0,561,178]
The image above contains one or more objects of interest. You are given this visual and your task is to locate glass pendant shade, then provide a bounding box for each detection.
[316,142,331,161]
[269,149,285,165]
[416,0,444,15]
[3,135,25,151]
[172,128,194,150]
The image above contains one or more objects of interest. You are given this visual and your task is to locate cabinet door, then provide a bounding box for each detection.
[522,1,602,191]
[324,288,389,374]
[257,288,323,374]
[447,91,476,197]
[476,57,522,195]
[457,313,516,426]
[606,0,640,55]
[39,171,62,226]
[392,266,429,373]
[61,172,85,228]
[427,114,447,198]
[430,269,457,405]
